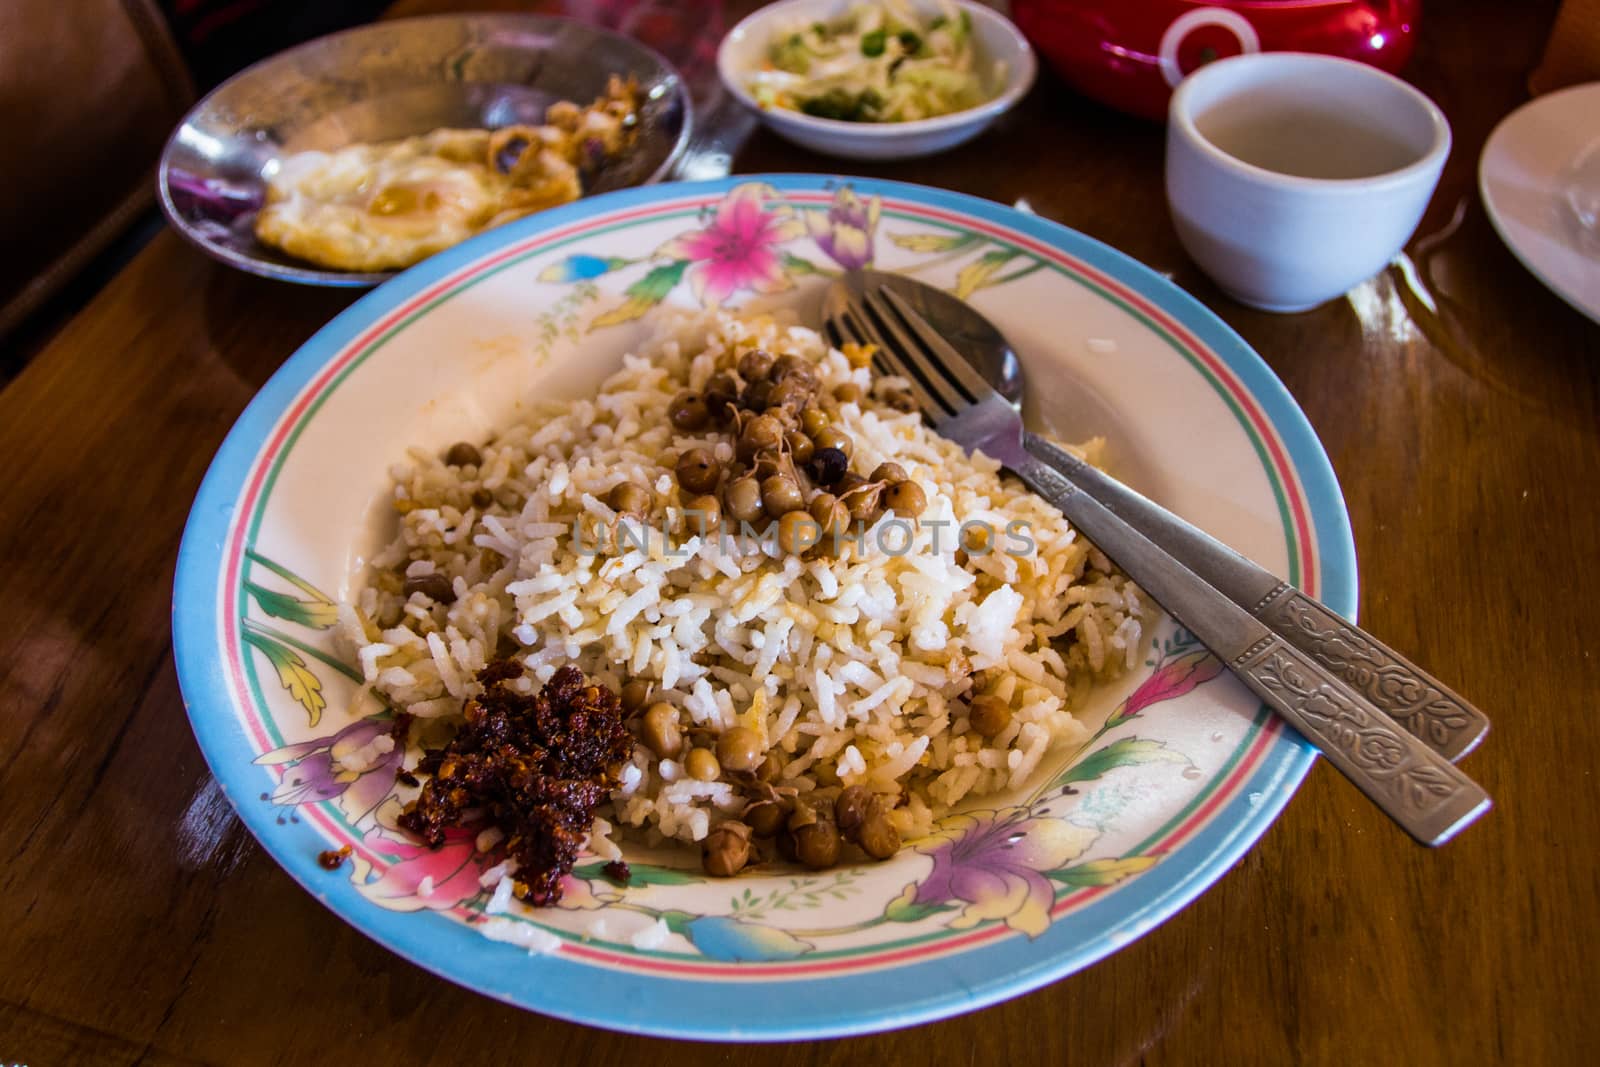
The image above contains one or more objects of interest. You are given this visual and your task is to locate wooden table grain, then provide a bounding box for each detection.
[4,1,1598,1063]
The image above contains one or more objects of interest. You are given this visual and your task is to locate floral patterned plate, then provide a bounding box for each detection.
[173,175,1355,1040]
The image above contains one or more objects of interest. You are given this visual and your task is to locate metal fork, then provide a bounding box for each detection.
[827,283,1491,845]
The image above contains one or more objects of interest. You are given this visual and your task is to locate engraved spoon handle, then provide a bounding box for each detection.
[1011,450,1491,845]
[1024,433,1489,762]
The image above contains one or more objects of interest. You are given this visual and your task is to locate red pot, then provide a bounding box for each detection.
[1009,0,1421,121]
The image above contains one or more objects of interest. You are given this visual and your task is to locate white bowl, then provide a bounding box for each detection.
[717,0,1036,160]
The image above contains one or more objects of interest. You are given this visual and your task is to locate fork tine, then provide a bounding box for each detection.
[831,302,954,420]
[876,285,998,403]
[822,315,851,353]
[856,290,972,417]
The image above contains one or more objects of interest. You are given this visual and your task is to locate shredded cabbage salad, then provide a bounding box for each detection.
[748,2,1000,123]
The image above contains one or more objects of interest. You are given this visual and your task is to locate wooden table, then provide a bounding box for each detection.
[4,1,1597,1063]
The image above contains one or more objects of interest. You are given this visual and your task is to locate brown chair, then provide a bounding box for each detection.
[0,0,194,339]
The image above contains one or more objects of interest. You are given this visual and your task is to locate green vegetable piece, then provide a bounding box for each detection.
[799,87,883,123]
[771,33,812,74]
[800,91,852,121]
[898,30,922,54]
[861,28,887,57]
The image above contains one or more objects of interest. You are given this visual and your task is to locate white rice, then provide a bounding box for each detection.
[630,917,672,950]
[332,731,394,774]
[343,307,1144,849]
[477,917,562,955]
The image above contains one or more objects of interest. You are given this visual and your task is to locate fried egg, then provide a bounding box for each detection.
[255,78,637,273]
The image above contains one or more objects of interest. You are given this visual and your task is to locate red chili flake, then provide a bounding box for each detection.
[317,844,353,870]
[602,860,632,886]
[397,663,632,907]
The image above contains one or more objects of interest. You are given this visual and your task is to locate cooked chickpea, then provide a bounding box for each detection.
[812,426,853,458]
[870,462,909,484]
[809,492,848,535]
[724,475,764,523]
[767,376,812,410]
[744,799,785,836]
[607,481,650,516]
[739,413,784,459]
[833,382,863,404]
[667,391,709,431]
[749,450,781,480]
[856,813,901,860]
[801,407,830,437]
[738,348,776,381]
[768,355,806,379]
[676,447,721,494]
[777,509,820,555]
[834,784,878,836]
[786,430,814,464]
[685,747,721,781]
[705,372,740,421]
[791,819,841,870]
[620,679,652,715]
[742,378,773,411]
[642,702,683,758]
[403,572,455,604]
[761,473,805,517]
[683,493,721,533]
[756,751,785,783]
[883,480,928,517]
[774,358,819,391]
[843,485,882,524]
[808,492,840,524]
[968,694,1013,738]
[702,821,752,877]
[881,382,917,412]
[444,441,482,467]
[960,523,991,554]
[716,725,764,774]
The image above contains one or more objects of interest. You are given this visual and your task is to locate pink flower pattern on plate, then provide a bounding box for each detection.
[1105,648,1224,732]
[352,827,611,914]
[656,183,805,305]
[357,827,488,912]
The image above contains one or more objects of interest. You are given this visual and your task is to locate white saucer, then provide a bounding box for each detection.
[1480,82,1600,323]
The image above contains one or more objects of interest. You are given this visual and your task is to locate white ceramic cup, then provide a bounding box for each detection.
[1165,52,1451,313]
